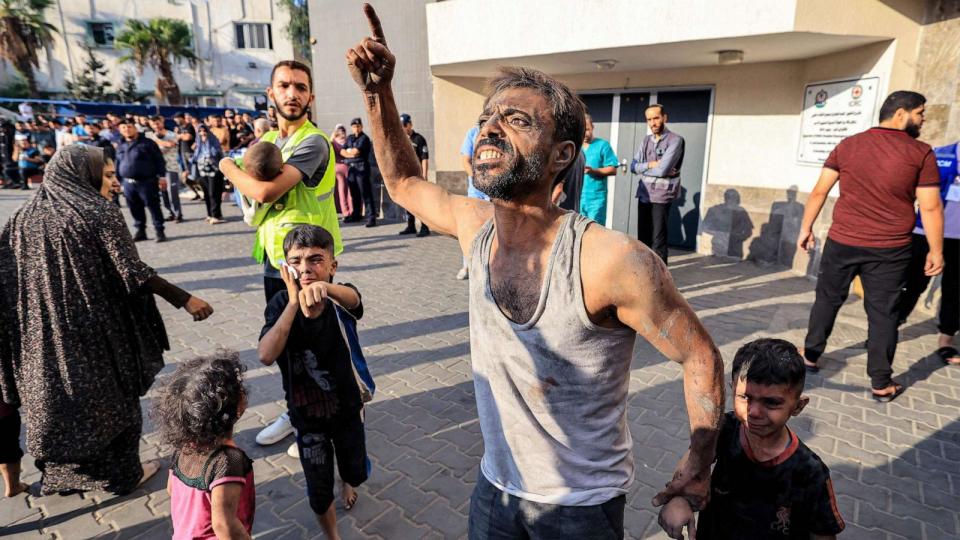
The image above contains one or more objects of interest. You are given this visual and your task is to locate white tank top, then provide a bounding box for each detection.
[468,212,637,506]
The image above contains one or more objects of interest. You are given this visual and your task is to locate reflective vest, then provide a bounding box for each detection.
[251,120,343,268]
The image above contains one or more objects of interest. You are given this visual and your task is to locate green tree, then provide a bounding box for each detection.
[116,70,140,104]
[277,0,311,61]
[115,18,198,105]
[65,45,112,101]
[0,0,58,96]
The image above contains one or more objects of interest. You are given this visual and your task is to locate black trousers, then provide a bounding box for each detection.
[122,178,165,234]
[347,166,375,222]
[804,238,912,389]
[264,276,285,304]
[897,234,959,336]
[200,172,224,219]
[638,201,671,263]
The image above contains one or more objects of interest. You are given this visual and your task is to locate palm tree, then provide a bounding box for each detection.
[115,18,198,105]
[0,0,57,96]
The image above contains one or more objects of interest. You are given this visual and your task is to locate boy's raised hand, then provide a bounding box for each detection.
[280,263,300,305]
[299,282,328,319]
[345,4,395,94]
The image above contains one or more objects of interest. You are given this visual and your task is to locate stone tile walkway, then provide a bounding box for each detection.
[0,190,957,539]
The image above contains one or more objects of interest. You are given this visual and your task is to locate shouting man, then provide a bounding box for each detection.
[346,5,723,539]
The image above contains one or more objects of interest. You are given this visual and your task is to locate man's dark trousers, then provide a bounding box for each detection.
[898,234,959,336]
[347,165,374,222]
[804,238,912,389]
[123,178,165,235]
[637,201,671,263]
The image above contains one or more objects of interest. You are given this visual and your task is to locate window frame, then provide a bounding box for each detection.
[85,20,116,49]
[234,22,274,50]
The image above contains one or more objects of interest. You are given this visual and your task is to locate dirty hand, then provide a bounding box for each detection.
[184,296,214,321]
[653,448,711,511]
[298,281,329,319]
[345,4,395,93]
[280,263,300,305]
[658,496,697,540]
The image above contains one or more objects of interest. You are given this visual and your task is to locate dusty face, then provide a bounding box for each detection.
[100,159,120,200]
[732,377,806,440]
[645,107,666,135]
[268,66,313,122]
[285,245,337,287]
[472,87,556,201]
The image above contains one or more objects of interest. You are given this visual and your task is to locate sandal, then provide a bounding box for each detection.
[935,346,960,366]
[871,383,905,403]
[803,360,820,373]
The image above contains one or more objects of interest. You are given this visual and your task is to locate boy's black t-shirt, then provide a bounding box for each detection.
[260,284,364,429]
[697,412,844,539]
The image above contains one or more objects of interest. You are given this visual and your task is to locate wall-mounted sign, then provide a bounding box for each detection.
[797,77,880,164]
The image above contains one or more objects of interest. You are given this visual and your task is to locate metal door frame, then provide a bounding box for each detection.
[580,85,715,253]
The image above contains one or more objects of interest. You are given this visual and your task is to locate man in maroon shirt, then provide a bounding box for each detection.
[798,90,944,403]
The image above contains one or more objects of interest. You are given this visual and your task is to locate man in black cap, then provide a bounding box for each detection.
[398,113,430,236]
[341,117,376,226]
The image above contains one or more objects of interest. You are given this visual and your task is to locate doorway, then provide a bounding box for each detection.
[579,88,712,251]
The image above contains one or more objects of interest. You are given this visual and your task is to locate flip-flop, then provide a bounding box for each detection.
[872,384,905,403]
[935,346,960,366]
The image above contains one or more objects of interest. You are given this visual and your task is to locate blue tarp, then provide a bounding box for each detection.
[0,98,257,127]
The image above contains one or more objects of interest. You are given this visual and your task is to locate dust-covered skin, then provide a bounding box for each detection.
[346,2,724,510]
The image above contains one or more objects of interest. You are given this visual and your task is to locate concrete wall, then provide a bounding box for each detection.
[308,0,435,165]
[6,0,293,106]
[914,0,960,148]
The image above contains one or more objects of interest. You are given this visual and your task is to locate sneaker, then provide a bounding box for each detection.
[133,230,148,242]
[256,413,294,446]
[174,215,184,223]
[398,226,416,235]
[456,267,468,280]
[165,215,176,222]
[287,442,300,459]
[365,220,377,228]
[416,226,431,237]
[155,232,167,243]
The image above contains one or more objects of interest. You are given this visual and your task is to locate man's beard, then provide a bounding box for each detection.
[904,118,921,139]
[472,138,545,201]
[276,102,307,122]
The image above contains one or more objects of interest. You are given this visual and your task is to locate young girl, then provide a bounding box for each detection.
[153,352,255,540]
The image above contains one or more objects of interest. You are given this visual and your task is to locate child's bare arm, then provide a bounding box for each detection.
[658,496,696,540]
[210,483,251,540]
[325,283,360,310]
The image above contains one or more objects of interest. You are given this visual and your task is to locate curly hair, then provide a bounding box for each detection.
[151,350,247,454]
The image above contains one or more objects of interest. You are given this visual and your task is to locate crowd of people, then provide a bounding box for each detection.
[0,4,956,540]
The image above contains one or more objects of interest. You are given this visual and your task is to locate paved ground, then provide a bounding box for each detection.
[0,189,958,540]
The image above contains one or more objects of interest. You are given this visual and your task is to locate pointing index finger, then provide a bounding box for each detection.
[363,3,386,44]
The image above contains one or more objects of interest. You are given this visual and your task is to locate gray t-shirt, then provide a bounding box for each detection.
[257,133,331,278]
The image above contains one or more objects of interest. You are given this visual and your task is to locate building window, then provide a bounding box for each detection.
[86,22,115,47]
[235,23,273,50]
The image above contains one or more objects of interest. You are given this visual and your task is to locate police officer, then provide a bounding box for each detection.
[398,113,430,237]
[342,118,376,227]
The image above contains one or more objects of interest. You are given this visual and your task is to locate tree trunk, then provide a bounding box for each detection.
[14,58,38,96]
[156,57,182,106]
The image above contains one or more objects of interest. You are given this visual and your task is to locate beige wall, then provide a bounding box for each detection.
[432,76,486,173]
[914,1,960,147]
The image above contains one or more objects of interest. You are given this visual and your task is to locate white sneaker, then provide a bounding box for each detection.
[287,441,299,459]
[255,413,294,446]
[456,267,469,280]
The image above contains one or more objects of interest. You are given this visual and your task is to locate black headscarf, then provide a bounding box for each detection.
[0,144,169,461]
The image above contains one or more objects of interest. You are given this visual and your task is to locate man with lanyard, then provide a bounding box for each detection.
[398,113,430,237]
[220,60,343,449]
[897,139,960,365]
[631,104,685,263]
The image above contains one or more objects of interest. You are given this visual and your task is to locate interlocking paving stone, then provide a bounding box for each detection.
[1,189,958,539]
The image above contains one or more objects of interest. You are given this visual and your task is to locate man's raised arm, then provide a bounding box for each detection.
[345,4,489,240]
